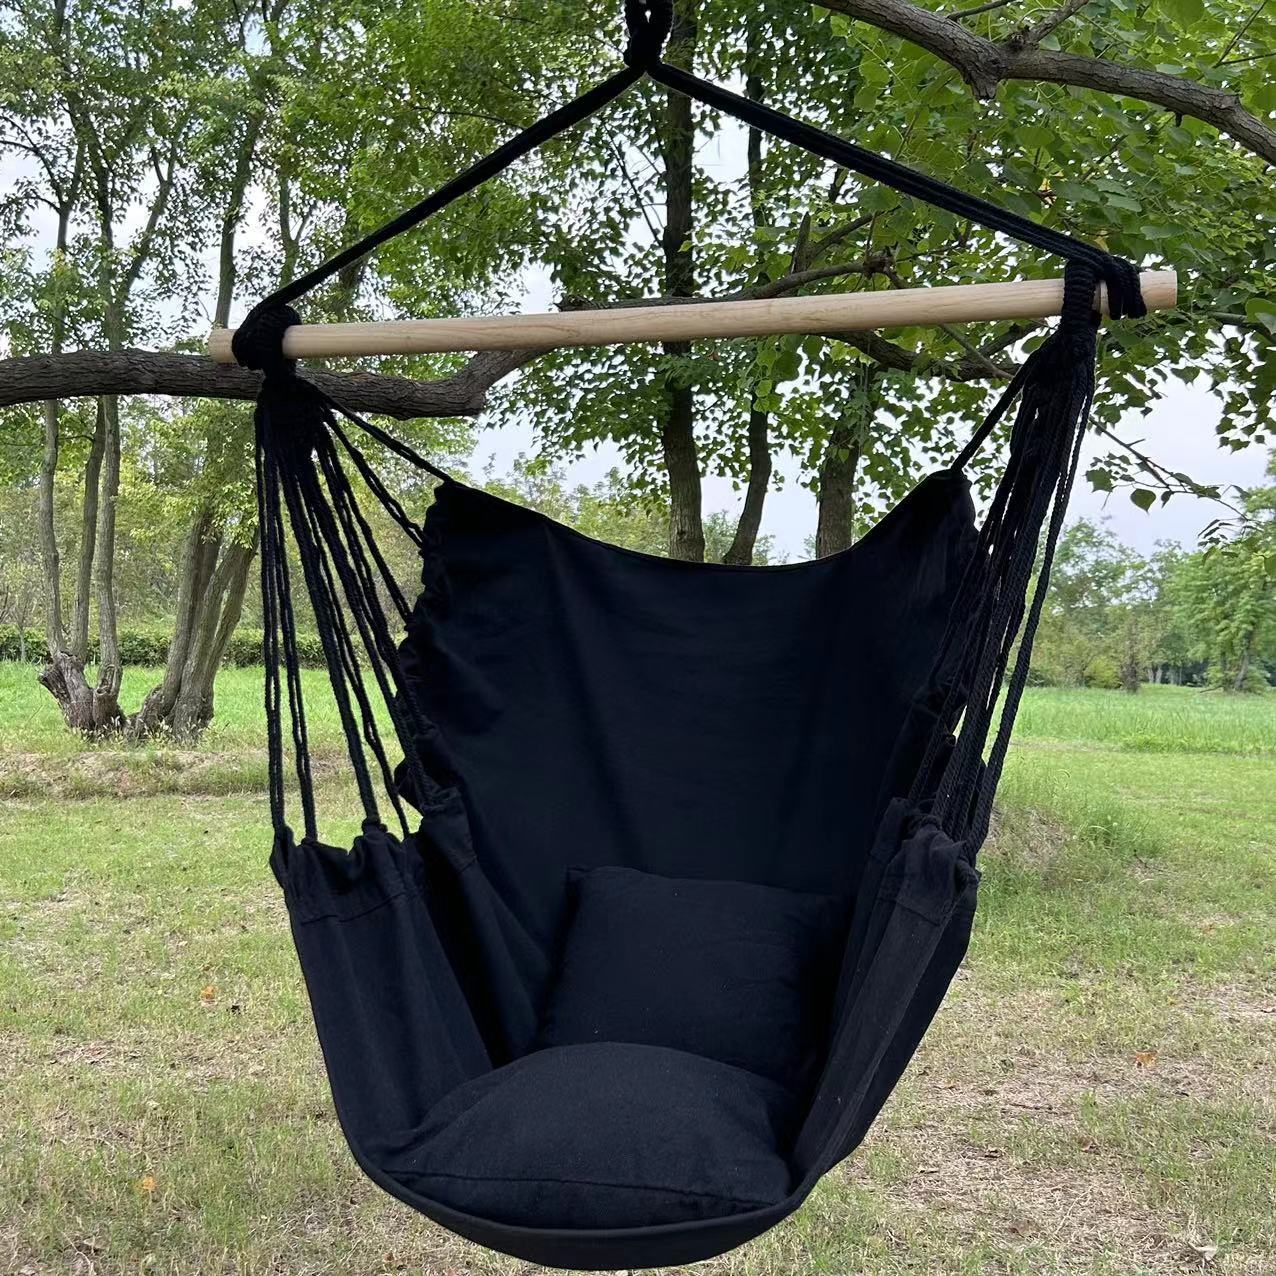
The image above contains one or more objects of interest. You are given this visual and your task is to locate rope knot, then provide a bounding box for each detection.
[623,0,673,70]
[1097,255,1146,321]
[232,302,302,378]
[1059,259,1102,332]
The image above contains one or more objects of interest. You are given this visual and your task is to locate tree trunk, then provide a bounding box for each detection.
[815,369,880,557]
[659,0,704,562]
[1232,632,1256,692]
[722,43,773,568]
[169,538,255,740]
[1120,617,1141,694]
[130,100,269,743]
[816,432,862,558]
[129,509,218,737]
[38,399,65,657]
[37,649,122,735]
[723,404,772,565]
[91,391,123,715]
[34,127,92,726]
[70,399,106,661]
[36,193,78,660]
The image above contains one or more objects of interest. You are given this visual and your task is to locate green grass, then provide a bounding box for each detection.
[0,661,353,758]
[1012,682,1276,756]
[1,668,1273,1274]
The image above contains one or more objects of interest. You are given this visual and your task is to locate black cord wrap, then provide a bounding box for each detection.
[231,302,302,378]
[623,0,674,69]
[239,1,1151,850]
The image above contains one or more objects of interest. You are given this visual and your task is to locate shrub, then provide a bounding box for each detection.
[1205,663,1273,694]
[0,625,327,668]
[0,625,43,662]
[224,628,325,666]
[116,626,172,666]
[1083,655,1123,690]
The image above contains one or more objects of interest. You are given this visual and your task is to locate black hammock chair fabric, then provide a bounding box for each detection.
[233,4,1149,1268]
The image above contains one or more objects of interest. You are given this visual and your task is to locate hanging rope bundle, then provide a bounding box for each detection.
[226,4,1162,1268]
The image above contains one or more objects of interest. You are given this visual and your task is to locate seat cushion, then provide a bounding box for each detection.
[536,866,846,1090]
[390,1042,795,1229]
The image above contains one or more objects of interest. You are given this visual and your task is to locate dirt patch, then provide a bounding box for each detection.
[848,1116,1262,1275]
[850,973,1276,1274]
[984,803,1077,871]
[927,975,1276,1110]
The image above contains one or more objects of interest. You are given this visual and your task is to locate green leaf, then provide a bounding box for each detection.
[771,349,800,382]
[1130,488,1157,512]
[1252,81,1276,114]
[1244,298,1276,335]
[1086,467,1115,493]
[1160,0,1205,27]
[1053,179,1097,205]
[1017,125,1056,152]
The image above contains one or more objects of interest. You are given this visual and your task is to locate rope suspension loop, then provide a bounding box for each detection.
[1098,255,1147,321]
[623,0,674,69]
[226,0,1147,330]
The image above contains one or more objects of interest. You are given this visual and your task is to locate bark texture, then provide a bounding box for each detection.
[812,0,1276,163]
[815,372,881,557]
[659,0,706,562]
[0,349,535,419]
[722,39,774,569]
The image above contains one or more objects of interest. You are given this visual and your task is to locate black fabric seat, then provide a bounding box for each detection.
[394,473,975,1067]
[272,471,987,1267]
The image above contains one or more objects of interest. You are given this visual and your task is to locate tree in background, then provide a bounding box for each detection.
[0,0,525,736]
[0,489,42,661]
[1177,461,1276,691]
[1032,518,1158,688]
[484,459,778,564]
[1033,458,1276,693]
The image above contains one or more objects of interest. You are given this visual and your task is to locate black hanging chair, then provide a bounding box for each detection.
[234,3,1149,1268]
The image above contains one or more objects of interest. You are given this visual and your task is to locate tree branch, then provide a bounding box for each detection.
[1215,0,1268,67]
[811,0,1276,164]
[1013,0,1093,50]
[0,349,540,418]
[947,0,1016,20]
[749,253,892,297]
[832,326,1025,380]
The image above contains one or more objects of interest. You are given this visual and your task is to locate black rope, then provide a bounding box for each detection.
[910,262,1102,845]
[252,72,642,319]
[647,61,1145,321]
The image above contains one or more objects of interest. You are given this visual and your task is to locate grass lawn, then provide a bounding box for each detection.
[1,669,1273,1274]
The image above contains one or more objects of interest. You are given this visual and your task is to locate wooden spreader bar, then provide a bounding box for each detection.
[208,269,1176,363]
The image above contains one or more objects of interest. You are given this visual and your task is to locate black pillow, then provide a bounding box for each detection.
[536,866,846,1091]
[394,1041,795,1229]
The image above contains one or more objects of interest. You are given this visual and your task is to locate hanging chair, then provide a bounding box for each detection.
[232,3,1150,1268]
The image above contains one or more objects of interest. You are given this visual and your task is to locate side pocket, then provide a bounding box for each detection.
[273,824,491,1168]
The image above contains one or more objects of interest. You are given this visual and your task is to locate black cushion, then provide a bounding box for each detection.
[391,1042,795,1229]
[536,866,845,1090]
